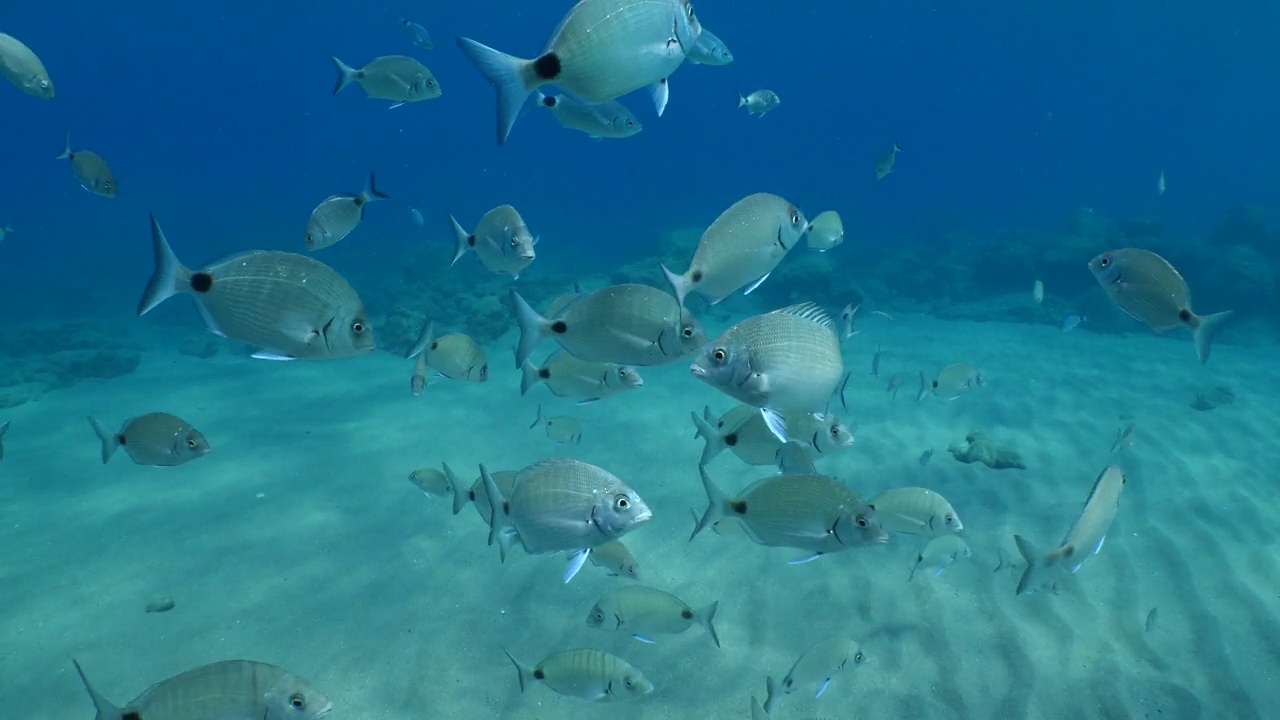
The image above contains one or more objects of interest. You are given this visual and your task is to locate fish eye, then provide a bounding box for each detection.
[289,693,306,709]
[624,677,635,688]
[687,3,695,18]
[681,326,694,339]
[711,347,727,362]
[427,79,436,87]
[791,211,801,225]
[854,652,865,664]
[593,610,605,622]
[510,237,518,246]
[830,426,840,437]
[1099,256,1110,267]
[856,516,868,528]
[187,438,198,448]
[352,322,365,333]
[614,494,630,511]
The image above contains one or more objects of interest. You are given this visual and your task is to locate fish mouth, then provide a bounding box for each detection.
[313,702,335,718]
[689,363,707,378]
[635,507,655,524]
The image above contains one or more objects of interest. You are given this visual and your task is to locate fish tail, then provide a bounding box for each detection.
[736,89,746,107]
[509,288,549,368]
[518,360,542,395]
[659,262,690,311]
[137,215,194,316]
[440,462,467,516]
[503,648,533,693]
[407,318,434,359]
[529,403,547,430]
[690,409,725,466]
[699,600,721,648]
[56,132,72,160]
[690,466,728,542]
[447,214,472,267]
[1012,534,1046,596]
[87,417,120,465]
[331,56,357,95]
[0,420,8,460]
[762,675,781,716]
[73,660,125,720]
[479,464,508,547]
[362,171,389,203]
[1191,309,1234,364]
[495,528,518,563]
[894,139,904,152]
[455,37,537,145]
[915,370,928,403]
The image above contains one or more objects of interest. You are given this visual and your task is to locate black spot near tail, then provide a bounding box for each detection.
[730,500,747,515]
[1179,308,1192,323]
[691,269,703,282]
[430,341,439,350]
[533,53,562,80]
[681,608,694,619]
[931,380,939,389]
[551,321,568,334]
[117,434,128,446]
[468,235,477,247]
[538,368,551,379]
[533,668,546,680]
[191,272,213,293]
[123,712,142,720]
[542,95,556,108]
[724,432,738,447]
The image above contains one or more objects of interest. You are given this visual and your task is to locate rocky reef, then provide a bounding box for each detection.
[0,319,143,409]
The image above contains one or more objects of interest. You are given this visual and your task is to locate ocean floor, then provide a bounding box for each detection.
[2,311,1277,719]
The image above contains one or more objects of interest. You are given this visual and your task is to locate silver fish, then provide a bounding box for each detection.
[910,534,971,581]
[87,413,210,467]
[807,210,844,251]
[520,349,643,402]
[1033,279,1045,304]
[449,204,537,278]
[511,284,707,367]
[868,487,963,535]
[332,55,441,107]
[737,89,780,116]
[504,648,653,701]
[886,372,904,400]
[401,19,434,50]
[691,404,854,467]
[305,172,387,251]
[586,585,719,646]
[1145,607,1159,632]
[56,133,116,197]
[875,140,902,179]
[535,91,642,139]
[0,32,53,99]
[410,352,428,396]
[457,0,702,143]
[1014,465,1126,595]
[530,404,583,444]
[74,659,332,720]
[780,638,865,698]
[408,467,452,497]
[871,344,883,377]
[139,216,375,360]
[1110,422,1136,454]
[838,302,859,341]
[931,363,983,400]
[1061,314,1087,331]
[915,370,929,402]
[409,208,424,226]
[687,28,733,65]
[0,419,10,460]
[589,538,641,579]
[661,192,809,308]
[407,319,488,382]
[918,448,933,466]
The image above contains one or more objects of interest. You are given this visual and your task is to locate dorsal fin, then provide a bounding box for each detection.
[774,301,833,328]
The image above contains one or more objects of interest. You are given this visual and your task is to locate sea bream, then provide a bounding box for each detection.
[0,32,54,99]
[304,172,388,251]
[456,0,703,144]
[57,134,116,198]
[87,412,211,467]
[534,91,642,139]
[449,204,537,278]
[138,215,375,360]
[332,55,441,108]
[1013,465,1126,595]
[687,28,733,65]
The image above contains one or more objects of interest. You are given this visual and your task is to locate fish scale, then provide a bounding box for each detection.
[728,474,865,552]
[495,458,651,554]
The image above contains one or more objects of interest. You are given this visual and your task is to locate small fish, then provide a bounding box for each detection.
[915,370,929,403]
[520,350,643,403]
[139,216,375,360]
[408,467,453,497]
[1061,314,1086,332]
[504,648,653,702]
[0,419,8,460]
[56,134,116,198]
[1157,171,1166,196]
[737,89,780,116]
[875,140,903,179]
[410,208,424,226]
[0,225,11,243]
[456,0,702,144]
[535,91,642,139]
[1089,248,1234,363]
[885,372,904,400]
[401,18,434,50]
[305,172,388,251]
[1144,607,1159,632]
[918,448,933,466]
[0,32,54,99]
[586,585,720,646]
[931,363,983,400]
[661,192,809,309]
[687,28,733,65]
[87,413,210,467]
[589,539,641,579]
[332,55,441,107]
[781,638,865,699]
[868,487,963,535]
[73,659,332,720]
[144,597,175,613]
[691,405,855,467]
[838,303,859,341]
[407,319,488,382]
[910,534,972,581]
[1014,465,1126,595]
[449,204,537,278]
[530,404,583,444]
[871,310,894,321]
[871,344,883,377]
[410,352,428,396]
[807,210,844,251]
[1033,279,1044,305]
[1110,422,1136,454]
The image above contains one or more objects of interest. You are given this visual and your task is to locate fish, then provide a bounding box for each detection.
[875,140,903,179]
[687,28,733,65]
[737,89,780,116]
[0,33,53,99]
[915,370,929,402]
[520,350,643,402]
[918,448,933,466]
[504,648,653,702]
[407,319,488,382]
[807,210,844,251]
[401,18,434,50]
[408,467,453,497]
[332,55,441,107]
[139,217,375,360]
[910,534,972,581]
[535,91,642,139]
[691,405,854,467]
[780,638,865,699]
[871,344,883,377]
[144,597,176,613]
[73,659,332,720]
[511,284,707,367]
[1014,465,1126,595]
[482,458,652,581]
[1145,607,1159,632]
[1110,422,1136,454]
[868,487,963,535]
[87,413,211,467]
[759,676,781,717]
[446,464,519,524]
[838,302,859,341]
[543,282,586,318]
[931,363,983,400]
[1061,314,1086,331]
[409,208,424,226]
[456,0,703,144]
[1157,171,1166,196]
[1033,279,1045,304]
[530,404,583,444]
[449,204,537,278]
[885,372,904,400]
[691,467,887,562]
[589,538,641,579]
[56,134,116,198]
[1089,248,1234,363]
[0,419,9,459]
[661,193,809,309]
[304,172,388,251]
[410,352,428,396]
[586,585,720,646]
[690,302,845,441]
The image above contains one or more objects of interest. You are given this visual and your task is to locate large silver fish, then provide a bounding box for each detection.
[456,0,702,143]
[57,134,116,198]
[139,216,375,360]
[535,91,642,139]
[504,648,653,702]
[520,349,643,402]
[74,659,332,720]
[0,32,53,99]
[661,192,809,309]
[1014,465,1126,595]
[87,413,211,467]
[305,172,387,251]
[868,487,963,536]
[510,284,707,367]
[449,204,537,278]
[687,29,733,65]
[332,55,441,107]
[586,585,720,646]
